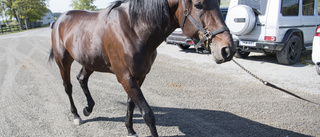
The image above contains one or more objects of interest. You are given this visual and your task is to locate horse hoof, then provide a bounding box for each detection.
[127,134,138,137]
[83,107,91,116]
[73,117,82,125]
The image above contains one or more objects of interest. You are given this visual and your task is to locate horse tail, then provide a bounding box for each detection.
[48,48,54,62]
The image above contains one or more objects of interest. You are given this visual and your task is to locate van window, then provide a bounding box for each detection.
[281,0,299,16]
[318,0,320,15]
[238,0,267,15]
[303,0,314,15]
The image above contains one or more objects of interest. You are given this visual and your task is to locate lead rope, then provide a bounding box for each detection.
[232,59,320,105]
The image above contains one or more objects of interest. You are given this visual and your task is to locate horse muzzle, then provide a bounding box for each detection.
[210,42,235,64]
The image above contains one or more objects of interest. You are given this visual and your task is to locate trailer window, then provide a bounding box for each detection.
[318,0,320,15]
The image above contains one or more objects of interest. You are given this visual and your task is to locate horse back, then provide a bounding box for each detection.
[51,10,112,72]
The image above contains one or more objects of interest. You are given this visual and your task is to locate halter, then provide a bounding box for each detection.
[180,0,229,50]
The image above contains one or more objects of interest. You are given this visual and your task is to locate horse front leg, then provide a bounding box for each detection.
[76,67,95,116]
[121,75,158,137]
[126,76,146,137]
[125,96,137,137]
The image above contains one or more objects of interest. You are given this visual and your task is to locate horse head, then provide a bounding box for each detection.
[171,0,236,64]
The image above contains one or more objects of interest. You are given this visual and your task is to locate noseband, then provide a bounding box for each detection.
[180,0,229,49]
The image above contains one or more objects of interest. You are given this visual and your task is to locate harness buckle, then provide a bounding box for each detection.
[204,31,212,39]
[204,31,212,50]
[184,9,189,16]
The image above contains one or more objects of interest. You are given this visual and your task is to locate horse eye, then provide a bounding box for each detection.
[194,3,204,9]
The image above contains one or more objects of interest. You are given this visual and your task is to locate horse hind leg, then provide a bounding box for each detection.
[55,51,82,125]
[76,67,95,117]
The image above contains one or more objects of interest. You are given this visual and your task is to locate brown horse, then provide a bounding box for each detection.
[49,0,235,136]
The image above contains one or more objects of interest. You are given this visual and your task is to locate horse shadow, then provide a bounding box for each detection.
[83,104,310,137]
[178,47,211,54]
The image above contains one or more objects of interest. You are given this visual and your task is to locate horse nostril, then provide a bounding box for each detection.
[221,47,231,60]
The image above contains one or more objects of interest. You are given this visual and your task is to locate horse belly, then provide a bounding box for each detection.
[76,54,112,73]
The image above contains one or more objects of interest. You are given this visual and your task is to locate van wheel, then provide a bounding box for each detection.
[316,64,320,75]
[234,49,250,58]
[177,44,190,50]
[276,36,302,65]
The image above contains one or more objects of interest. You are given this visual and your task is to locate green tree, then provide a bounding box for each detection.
[2,0,22,29]
[3,0,48,30]
[0,0,5,23]
[70,0,97,11]
[12,0,48,30]
[0,0,11,26]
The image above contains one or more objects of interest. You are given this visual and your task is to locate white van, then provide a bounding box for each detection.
[226,0,320,65]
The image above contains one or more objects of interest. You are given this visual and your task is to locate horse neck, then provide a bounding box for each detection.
[136,0,180,48]
[132,24,176,53]
[133,21,178,51]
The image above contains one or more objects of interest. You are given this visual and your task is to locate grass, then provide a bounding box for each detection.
[0,25,50,36]
[0,29,25,36]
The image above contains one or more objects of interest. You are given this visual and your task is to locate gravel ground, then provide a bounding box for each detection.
[0,28,319,137]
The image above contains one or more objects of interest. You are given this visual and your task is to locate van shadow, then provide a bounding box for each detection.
[243,51,314,67]
[83,105,310,137]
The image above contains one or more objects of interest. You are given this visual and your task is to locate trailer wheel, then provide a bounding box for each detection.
[178,44,190,50]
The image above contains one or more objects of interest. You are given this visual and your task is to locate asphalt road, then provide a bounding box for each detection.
[0,28,319,137]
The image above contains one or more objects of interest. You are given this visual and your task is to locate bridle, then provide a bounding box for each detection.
[180,0,229,50]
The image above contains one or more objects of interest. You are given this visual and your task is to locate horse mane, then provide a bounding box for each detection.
[107,0,170,29]
[107,0,127,13]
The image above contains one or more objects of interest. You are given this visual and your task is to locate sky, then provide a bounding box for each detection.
[48,0,115,13]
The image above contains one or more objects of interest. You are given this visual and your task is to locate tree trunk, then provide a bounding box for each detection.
[24,13,28,30]
[13,9,23,30]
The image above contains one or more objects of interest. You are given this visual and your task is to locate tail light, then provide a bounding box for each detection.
[264,36,276,41]
[315,26,320,36]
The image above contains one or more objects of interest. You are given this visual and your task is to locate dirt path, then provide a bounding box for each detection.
[0,28,319,136]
